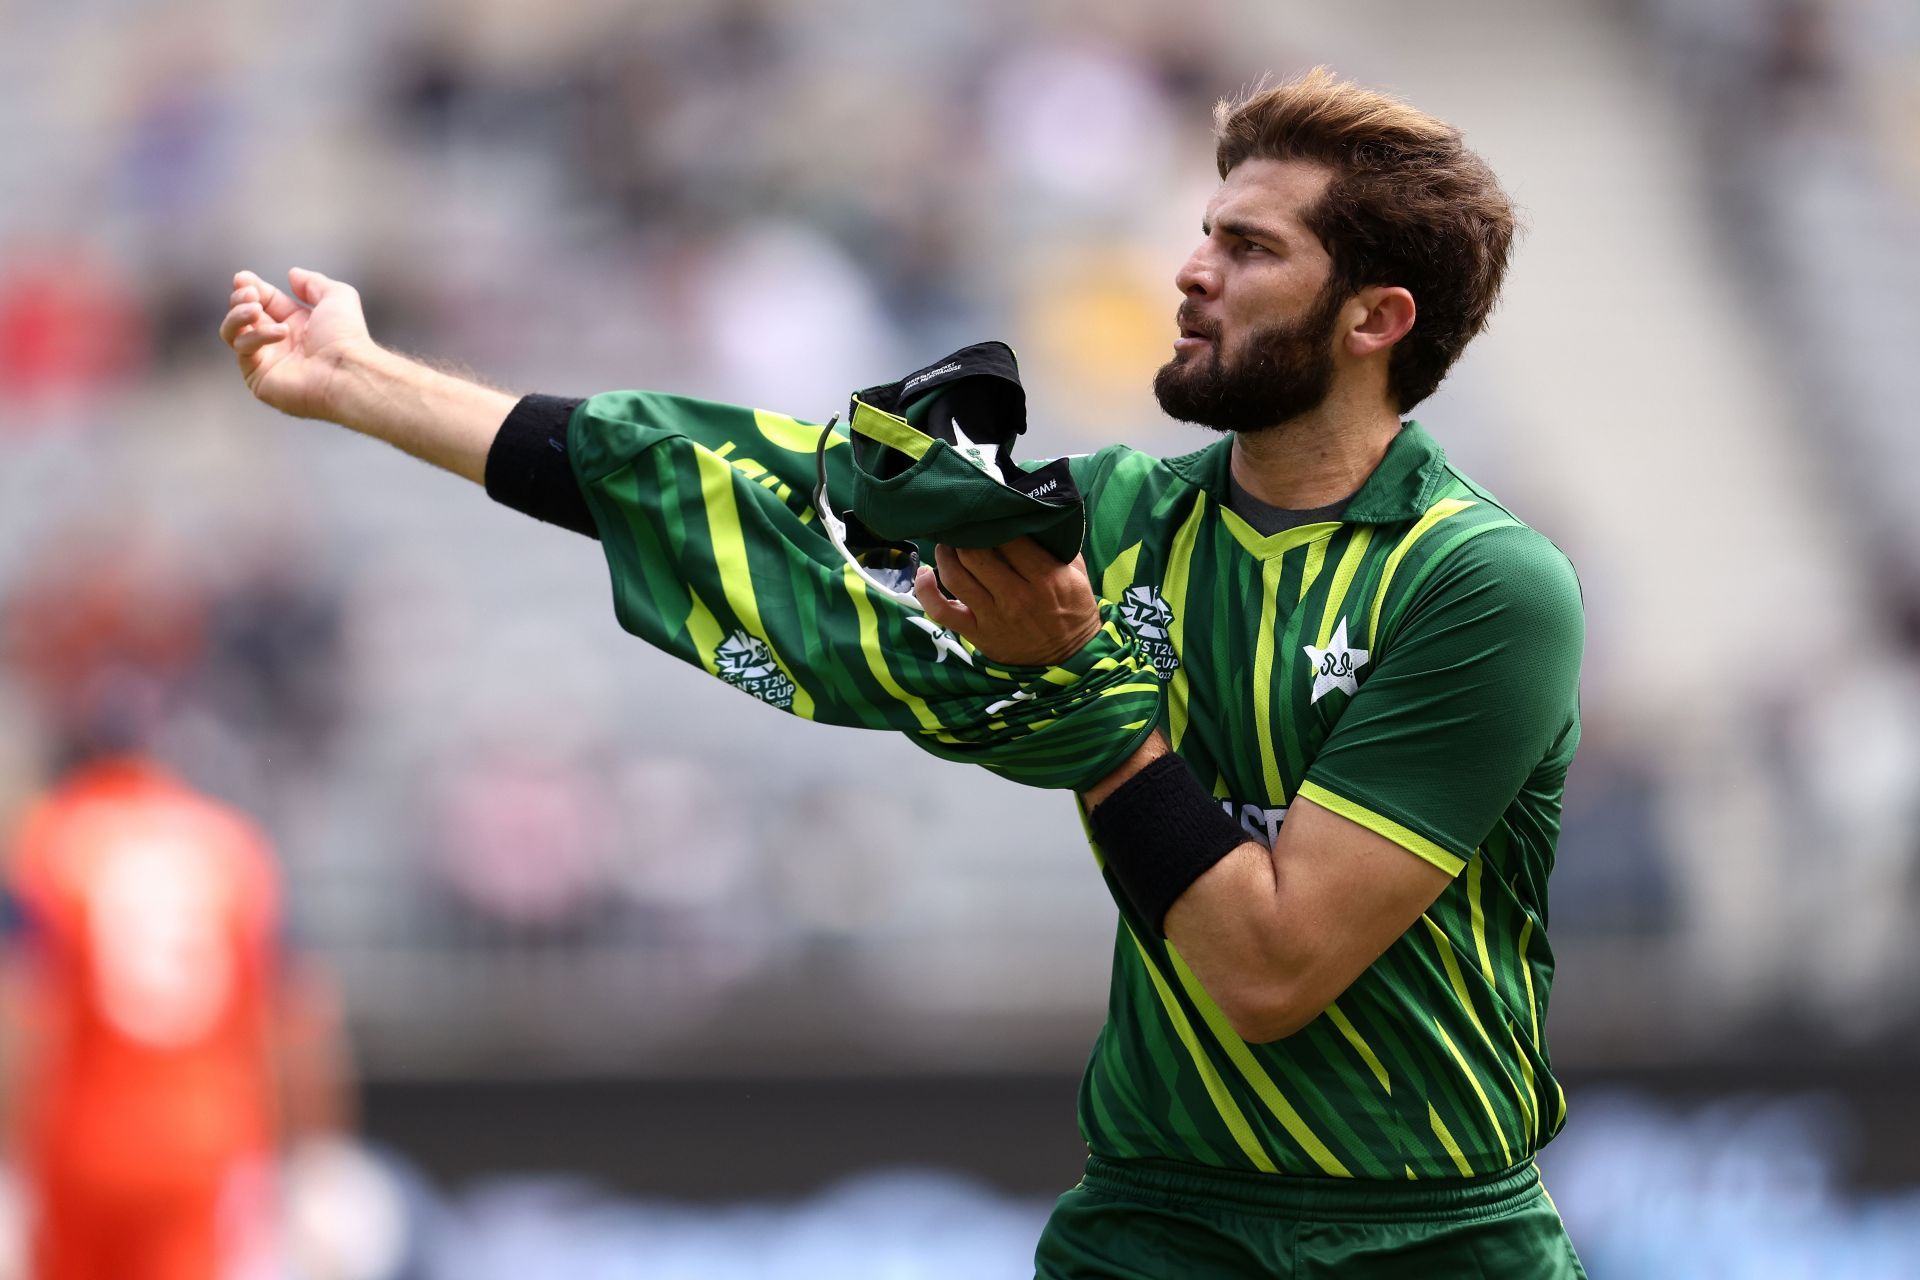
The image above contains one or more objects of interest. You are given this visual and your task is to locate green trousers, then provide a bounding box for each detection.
[1035,1156,1588,1279]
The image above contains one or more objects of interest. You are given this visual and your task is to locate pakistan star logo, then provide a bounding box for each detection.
[949,418,1005,483]
[714,630,795,708]
[1302,617,1369,704]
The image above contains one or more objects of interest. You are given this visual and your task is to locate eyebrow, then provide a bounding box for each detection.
[1206,218,1291,248]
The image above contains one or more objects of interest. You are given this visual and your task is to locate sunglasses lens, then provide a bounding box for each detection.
[850,545,920,596]
[815,420,926,611]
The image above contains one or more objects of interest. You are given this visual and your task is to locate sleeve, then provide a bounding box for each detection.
[1297,527,1584,875]
[565,390,1164,790]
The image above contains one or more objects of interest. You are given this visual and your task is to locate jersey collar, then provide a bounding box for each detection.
[1163,420,1449,526]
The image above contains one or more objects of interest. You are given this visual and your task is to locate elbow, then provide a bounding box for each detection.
[1215,983,1326,1045]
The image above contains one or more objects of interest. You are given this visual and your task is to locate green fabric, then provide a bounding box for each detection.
[562,383,1586,1187]
[848,396,1086,561]
[566,390,1161,792]
[1035,1157,1587,1279]
[1064,421,1585,1181]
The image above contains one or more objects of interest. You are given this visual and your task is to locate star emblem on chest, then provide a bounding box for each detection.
[1302,617,1369,704]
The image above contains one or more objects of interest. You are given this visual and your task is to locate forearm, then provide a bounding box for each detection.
[1081,732,1274,938]
[325,344,517,485]
[1082,744,1451,1041]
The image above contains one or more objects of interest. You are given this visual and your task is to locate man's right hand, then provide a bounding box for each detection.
[219,268,374,422]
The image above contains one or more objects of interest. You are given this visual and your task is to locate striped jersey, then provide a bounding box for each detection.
[565,392,1583,1182]
[567,391,1163,793]
[1070,426,1583,1180]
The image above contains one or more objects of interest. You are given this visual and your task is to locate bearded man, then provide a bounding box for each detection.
[220,67,1586,1279]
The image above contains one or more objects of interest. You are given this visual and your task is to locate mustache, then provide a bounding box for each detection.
[1175,305,1220,342]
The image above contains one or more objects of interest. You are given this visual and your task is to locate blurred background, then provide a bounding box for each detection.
[1,0,1917,1274]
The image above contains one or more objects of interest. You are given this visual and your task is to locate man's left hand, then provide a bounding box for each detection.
[912,538,1102,667]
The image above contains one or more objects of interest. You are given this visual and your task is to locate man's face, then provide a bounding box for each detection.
[1153,158,1348,434]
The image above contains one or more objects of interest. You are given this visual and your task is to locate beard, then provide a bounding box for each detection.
[1152,284,1346,434]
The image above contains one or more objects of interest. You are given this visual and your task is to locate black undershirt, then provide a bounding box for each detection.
[1225,472,1351,536]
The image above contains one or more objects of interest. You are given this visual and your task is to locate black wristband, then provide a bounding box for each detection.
[485,394,597,538]
[1086,753,1253,937]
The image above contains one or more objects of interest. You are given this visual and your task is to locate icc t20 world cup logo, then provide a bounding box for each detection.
[1119,585,1180,679]
[715,630,796,709]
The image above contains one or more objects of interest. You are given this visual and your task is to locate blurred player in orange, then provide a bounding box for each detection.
[0,534,351,1280]
[2,752,351,1280]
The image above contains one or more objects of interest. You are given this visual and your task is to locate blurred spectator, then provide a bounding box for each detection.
[0,249,147,425]
[191,546,349,773]
[1,750,353,1280]
[420,733,620,940]
[0,528,202,761]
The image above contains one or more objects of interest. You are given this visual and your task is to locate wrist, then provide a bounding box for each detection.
[323,341,408,432]
[1085,750,1253,936]
[1051,614,1105,666]
[1081,731,1170,808]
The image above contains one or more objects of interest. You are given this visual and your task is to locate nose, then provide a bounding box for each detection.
[1174,243,1219,299]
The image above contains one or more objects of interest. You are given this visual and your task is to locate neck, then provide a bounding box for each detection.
[1228,381,1403,510]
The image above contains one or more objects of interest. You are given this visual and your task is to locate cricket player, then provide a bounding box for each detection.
[220,68,1585,1278]
[3,755,352,1280]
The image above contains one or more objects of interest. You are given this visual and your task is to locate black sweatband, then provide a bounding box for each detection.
[1086,753,1254,937]
[485,394,598,538]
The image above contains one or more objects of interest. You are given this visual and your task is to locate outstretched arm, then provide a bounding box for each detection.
[218,268,514,484]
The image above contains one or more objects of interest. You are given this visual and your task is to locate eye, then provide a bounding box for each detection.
[1241,240,1270,255]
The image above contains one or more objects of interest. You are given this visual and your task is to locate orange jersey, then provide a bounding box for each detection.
[7,760,281,1190]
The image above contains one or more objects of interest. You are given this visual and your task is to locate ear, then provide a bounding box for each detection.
[1342,286,1416,359]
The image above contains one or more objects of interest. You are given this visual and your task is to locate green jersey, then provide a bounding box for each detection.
[565,391,1162,791]
[563,391,1582,1184]
[1069,425,1583,1181]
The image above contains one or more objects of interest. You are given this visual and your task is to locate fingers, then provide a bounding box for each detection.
[219,301,286,350]
[288,266,353,307]
[934,544,994,606]
[231,320,289,357]
[997,536,1065,579]
[954,544,1030,597]
[232,270,301,322]
[913,567,974,631]
[219,302,257,344]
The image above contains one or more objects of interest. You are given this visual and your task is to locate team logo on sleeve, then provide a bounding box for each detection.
[905,614,975,665]
[1118,585,1180,678]
[1302,617,1368,704]
[715,630,796,709]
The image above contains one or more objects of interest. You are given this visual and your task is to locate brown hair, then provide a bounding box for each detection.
[1214,67,1516,411]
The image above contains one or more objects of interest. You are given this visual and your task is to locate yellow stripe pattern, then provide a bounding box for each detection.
[752,408,843,454]
[1325,1002,1391,1096]
[1297,536,1329,603]
[1129,933,1278,1172]
[1365,498,1475,648]
[1295,781,1466,876]
[1469,856,1496,985]
[840,565,942,731]
[691,448,815,719]
[1166,948,1352,1176]
[1432,1019,1513,1168]
[1314,527,1374,648]
[1423,916,1529,1158]
[1518,917,1540,1046]
[1160,501,1206,749]
[1251,555,1286,802]
[1429,1105,1475,1177]
[1100,542,1142,605]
